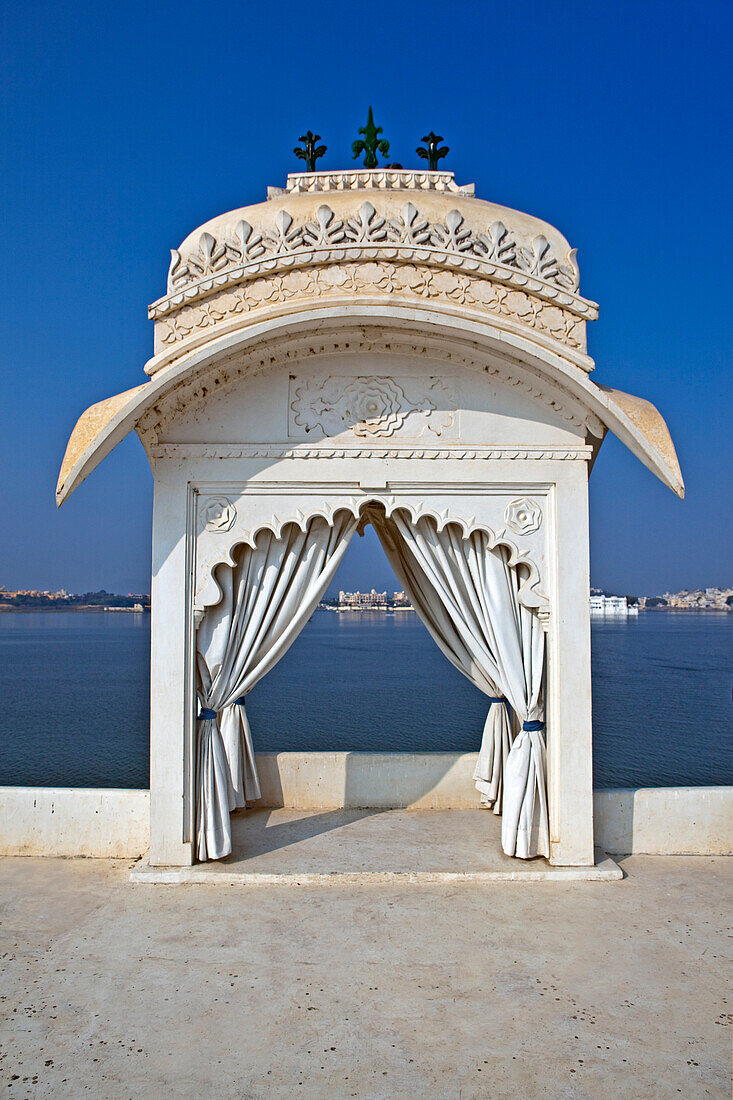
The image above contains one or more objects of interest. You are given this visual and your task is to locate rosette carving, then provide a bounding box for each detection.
[504,497,542,535]
[341,378,404,436]
[202,496,237,532]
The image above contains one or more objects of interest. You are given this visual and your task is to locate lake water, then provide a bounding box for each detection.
[0,611,731,790]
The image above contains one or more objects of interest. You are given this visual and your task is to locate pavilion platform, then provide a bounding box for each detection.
[1,852,730,1098]
[130,808,622,884]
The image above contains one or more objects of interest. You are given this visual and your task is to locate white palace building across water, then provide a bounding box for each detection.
[589,594,638,616]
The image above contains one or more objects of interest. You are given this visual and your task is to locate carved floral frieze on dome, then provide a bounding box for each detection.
[154,260,586,355]
[162,201,580,302]
[288,376,456,439]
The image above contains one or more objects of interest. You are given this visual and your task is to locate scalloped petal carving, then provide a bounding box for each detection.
[194,500,547,616]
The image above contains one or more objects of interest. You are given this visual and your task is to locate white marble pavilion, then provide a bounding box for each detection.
[58,169,683,868]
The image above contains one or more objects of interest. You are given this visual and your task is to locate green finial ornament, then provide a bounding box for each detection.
[294,131,327,172]
[352,107,390,169]
[416,132,449,171]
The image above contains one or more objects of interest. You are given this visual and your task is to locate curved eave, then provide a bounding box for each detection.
[56,309,684,505]
[593,384,684,498]
[57,383,150,505]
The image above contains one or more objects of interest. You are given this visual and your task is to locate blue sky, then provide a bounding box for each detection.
[1,0,730,596]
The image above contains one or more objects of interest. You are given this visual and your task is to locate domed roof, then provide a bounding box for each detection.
[152,170,591,339]
[56,170,683,505]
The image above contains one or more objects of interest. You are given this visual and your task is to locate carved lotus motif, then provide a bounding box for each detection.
[289,374,456,440]
[203,496,236,532]
[319,265,354,291]
[505,497,542,535]
[342,378,405,437]
[284,270,315,295]
[397,264,432,296]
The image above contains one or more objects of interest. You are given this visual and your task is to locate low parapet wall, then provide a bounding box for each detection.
[593,786,732,857]
[0,787,150,858]
[256,751,480,811]
[1,755,731,859]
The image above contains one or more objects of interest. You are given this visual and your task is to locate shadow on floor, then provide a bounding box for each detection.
[225,807,388,861]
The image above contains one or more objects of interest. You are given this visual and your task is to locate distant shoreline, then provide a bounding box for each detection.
[0,605,149,614]
[318,605,731,614]
[0,603,728,615]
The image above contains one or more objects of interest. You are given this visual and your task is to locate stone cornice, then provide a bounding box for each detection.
[151,444,594,461]
[148,264,591,372]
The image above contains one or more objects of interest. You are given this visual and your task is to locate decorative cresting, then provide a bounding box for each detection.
[281,169,473,194]
[193,498,549,619]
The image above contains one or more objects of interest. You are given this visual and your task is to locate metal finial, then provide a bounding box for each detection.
[352,107,390,169]
[416,132,449,171]
[294,131,327,172]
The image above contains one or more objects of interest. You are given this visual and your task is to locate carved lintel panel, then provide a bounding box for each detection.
[288,375,457,440]
[136,332,603,444]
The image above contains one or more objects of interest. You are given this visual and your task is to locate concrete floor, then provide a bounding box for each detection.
[0,856,731,1099]
[132,809,621,883]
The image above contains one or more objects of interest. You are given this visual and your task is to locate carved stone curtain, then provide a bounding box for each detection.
[195,511,358,860]
[369,507,549,859]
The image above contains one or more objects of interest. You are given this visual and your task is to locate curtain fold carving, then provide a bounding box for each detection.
[369,507,549,859]
[195,511,358,860]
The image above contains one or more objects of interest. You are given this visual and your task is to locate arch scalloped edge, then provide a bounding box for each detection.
[193,498,549,617]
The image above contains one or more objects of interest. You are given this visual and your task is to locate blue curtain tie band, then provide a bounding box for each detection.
[487,696,507,705]
[198,708,216,720]
[522,720,545,732]
[235,698,247,706]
